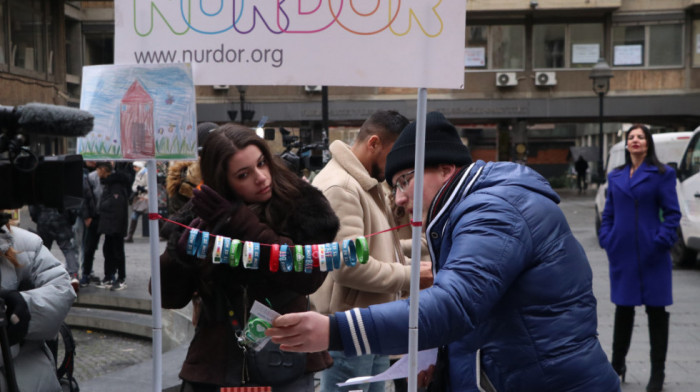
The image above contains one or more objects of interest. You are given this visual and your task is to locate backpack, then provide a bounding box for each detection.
[47,322,79,392]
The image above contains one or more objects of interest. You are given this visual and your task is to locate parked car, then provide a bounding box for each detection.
[595,131,694,266]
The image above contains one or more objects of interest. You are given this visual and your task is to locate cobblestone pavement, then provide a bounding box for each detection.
[64,328,152,384]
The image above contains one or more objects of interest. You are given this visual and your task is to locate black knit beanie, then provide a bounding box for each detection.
[385,111,471,187]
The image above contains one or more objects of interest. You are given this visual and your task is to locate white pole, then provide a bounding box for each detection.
[407,88,428,392]
[146,159,163,392]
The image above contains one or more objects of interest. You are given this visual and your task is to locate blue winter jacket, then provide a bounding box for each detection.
[333,161,620,392]
[599,162,680,306]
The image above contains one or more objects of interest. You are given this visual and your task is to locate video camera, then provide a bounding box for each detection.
[266,126,330,176]
[0,103,94,210]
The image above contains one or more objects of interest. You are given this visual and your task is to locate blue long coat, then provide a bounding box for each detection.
[599,162,681,306]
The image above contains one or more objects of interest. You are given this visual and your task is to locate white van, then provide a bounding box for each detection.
[674,127,700,266]
[594,132,693,265]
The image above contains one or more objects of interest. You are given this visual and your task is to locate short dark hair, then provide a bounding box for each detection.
[95,162,113,172]
[356,110,409,144]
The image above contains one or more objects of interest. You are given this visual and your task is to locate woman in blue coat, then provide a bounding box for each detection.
[599,124,681,392]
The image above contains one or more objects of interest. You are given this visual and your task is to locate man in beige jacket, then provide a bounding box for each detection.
[311,110,433,392]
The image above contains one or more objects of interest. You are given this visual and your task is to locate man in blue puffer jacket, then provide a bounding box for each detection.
[268,112,620,392]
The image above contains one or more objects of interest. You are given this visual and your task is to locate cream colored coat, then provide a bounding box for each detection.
[311,141,411,314]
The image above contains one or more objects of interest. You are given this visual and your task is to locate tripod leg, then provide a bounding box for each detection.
[0,321,20,392]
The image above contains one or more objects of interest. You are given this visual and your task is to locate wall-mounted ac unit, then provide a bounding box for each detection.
[304,85,322,93]
[213,85,229,91]
[495,72,518,87]
[535,72,557,86]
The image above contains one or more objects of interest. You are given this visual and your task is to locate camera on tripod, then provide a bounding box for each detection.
[0,103,94,210]
[265,125,330,176]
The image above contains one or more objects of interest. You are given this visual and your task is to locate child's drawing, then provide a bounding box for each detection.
[78,64,197,160]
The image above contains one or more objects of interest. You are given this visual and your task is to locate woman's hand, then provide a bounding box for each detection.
[192,185,239,223]
[266,311,330,353]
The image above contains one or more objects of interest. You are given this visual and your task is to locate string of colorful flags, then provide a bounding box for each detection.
[148,213,414,273]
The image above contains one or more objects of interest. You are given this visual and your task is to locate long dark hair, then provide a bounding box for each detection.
[617,124,666,173]
[199,123,302,227]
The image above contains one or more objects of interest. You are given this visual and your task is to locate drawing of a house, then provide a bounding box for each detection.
[120,80,155,158]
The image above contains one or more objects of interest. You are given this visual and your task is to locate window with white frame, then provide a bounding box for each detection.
[612,23,683,67]
[534,23,604,69]
[465,25,525,70]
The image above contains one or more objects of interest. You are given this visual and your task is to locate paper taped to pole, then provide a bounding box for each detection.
[115,1,466,89]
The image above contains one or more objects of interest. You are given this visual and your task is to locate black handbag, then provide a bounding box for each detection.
[221,286,307,387]
[245,340,307,387]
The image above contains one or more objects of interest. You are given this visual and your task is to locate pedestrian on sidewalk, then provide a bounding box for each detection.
[80,160,104,287]
[575,155,589,194]
[267,112,620,392]
[95,162,130,291]
[156,124,339,391]
[28,204,81,291]
[125,161,148,243]
[599,124,681,392]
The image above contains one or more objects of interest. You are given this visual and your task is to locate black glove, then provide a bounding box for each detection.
[137,185,147,194]
[191,185,239,224]
[0,290,30,345]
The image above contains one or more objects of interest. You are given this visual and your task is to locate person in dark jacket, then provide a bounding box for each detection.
[599,124,680,392]
[155,124,339,391]
[95,162,131,291]
[80,161,104,287]
[266,112,620,392]
[28,204,80,291]
[575,155,589,193]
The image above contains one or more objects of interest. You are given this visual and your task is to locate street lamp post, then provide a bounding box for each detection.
[236,85,247,125]
[589,58,613,186]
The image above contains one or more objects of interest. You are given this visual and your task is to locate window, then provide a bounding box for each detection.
[9,0,47,73]
[649,24,682,66]
[534,24,565,68]
[612,23,683,67]
[465,25,524,70]
[534,23,603,69]
[570,23,604,68]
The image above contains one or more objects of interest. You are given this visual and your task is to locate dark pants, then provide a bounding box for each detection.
[82,216,101,277]
[576,172,587,191]
[103,234,125,282]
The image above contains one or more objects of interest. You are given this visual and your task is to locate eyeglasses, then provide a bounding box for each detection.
[393,170,415,194]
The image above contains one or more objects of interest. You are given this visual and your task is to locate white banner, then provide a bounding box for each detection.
[115,1,466,89]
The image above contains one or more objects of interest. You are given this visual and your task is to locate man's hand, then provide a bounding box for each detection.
[419,261,434,289]
[266,311,330,353]
[84,217,93,227]
[418,365,435,388]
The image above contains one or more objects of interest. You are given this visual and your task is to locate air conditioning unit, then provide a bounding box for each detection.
[495,72,518,87]
[213,85,229,91]
[535,72,557,86]
[304,85,322,93]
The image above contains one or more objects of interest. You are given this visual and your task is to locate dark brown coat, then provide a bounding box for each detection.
[157,180,339,387]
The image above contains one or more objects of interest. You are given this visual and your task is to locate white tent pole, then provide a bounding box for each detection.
[407,88,428,392]
[146,159,163,392]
